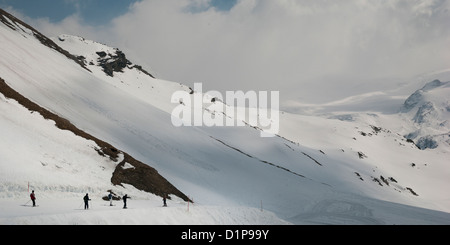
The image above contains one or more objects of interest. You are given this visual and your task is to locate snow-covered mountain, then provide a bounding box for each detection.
[401,79,450,150]
[1,8,450,225]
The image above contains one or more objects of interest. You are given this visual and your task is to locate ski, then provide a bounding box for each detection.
[21,204,39,207]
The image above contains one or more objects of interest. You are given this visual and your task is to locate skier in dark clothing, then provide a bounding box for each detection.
[108,192,113,206]
[30,190,36,207]
[83,193,91,210]
[163,194,167,207]
[122,194,130,209]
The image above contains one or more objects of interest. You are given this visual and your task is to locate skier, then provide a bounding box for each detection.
[108,192,113,206]
[30,190,36,207]
[162,194,167,207]
[122,194,130,209]
[83,193,91,210]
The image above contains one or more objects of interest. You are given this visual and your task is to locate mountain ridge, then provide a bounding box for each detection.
[0,8,88,71]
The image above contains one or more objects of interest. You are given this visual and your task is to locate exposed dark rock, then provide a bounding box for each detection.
[371,126,382,134]
[388,177,398,183]
[380,176,389,186]
[358,151,367,159]
[211,136,306,178]
[301,152,323,166]
[372,177,383,186]
[132,65,155,78]
[355,172,364,181]
[97,50,131,77]
[95,49,156,79]
[406,187,419,196]
[416,136,438,150]
[96,51,107,58]
[111,153,189,201]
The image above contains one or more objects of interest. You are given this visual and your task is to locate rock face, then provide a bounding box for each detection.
[95,49,155,78]
[415,136,439,150]
[111,153,189,201]
[97,50,131,77]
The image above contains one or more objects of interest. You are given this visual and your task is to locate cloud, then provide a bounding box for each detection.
[36,14,100,38]
[24,0,450,103]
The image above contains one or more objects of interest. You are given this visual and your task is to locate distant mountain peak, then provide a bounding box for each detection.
[402,79,450,150]
[402,79,449,112]
[421,79,445,91]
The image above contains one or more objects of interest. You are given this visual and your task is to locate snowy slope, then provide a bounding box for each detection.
[1,9,450,225]
[0,92,119,199]
[0,86,287,226]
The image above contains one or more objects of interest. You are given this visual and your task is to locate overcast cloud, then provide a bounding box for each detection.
[18,0,450,104]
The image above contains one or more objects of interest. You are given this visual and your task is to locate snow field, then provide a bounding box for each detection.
[0,198,291,225]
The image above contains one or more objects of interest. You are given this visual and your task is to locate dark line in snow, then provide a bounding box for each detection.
[210,136,306,179]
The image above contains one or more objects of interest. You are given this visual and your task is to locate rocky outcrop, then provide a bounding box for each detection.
[97,50,131,77]
[96,49,155,78]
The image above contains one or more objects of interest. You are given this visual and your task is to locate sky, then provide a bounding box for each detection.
[1,0,449,105]
[0,0,237,24]
[0,0,136,24]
